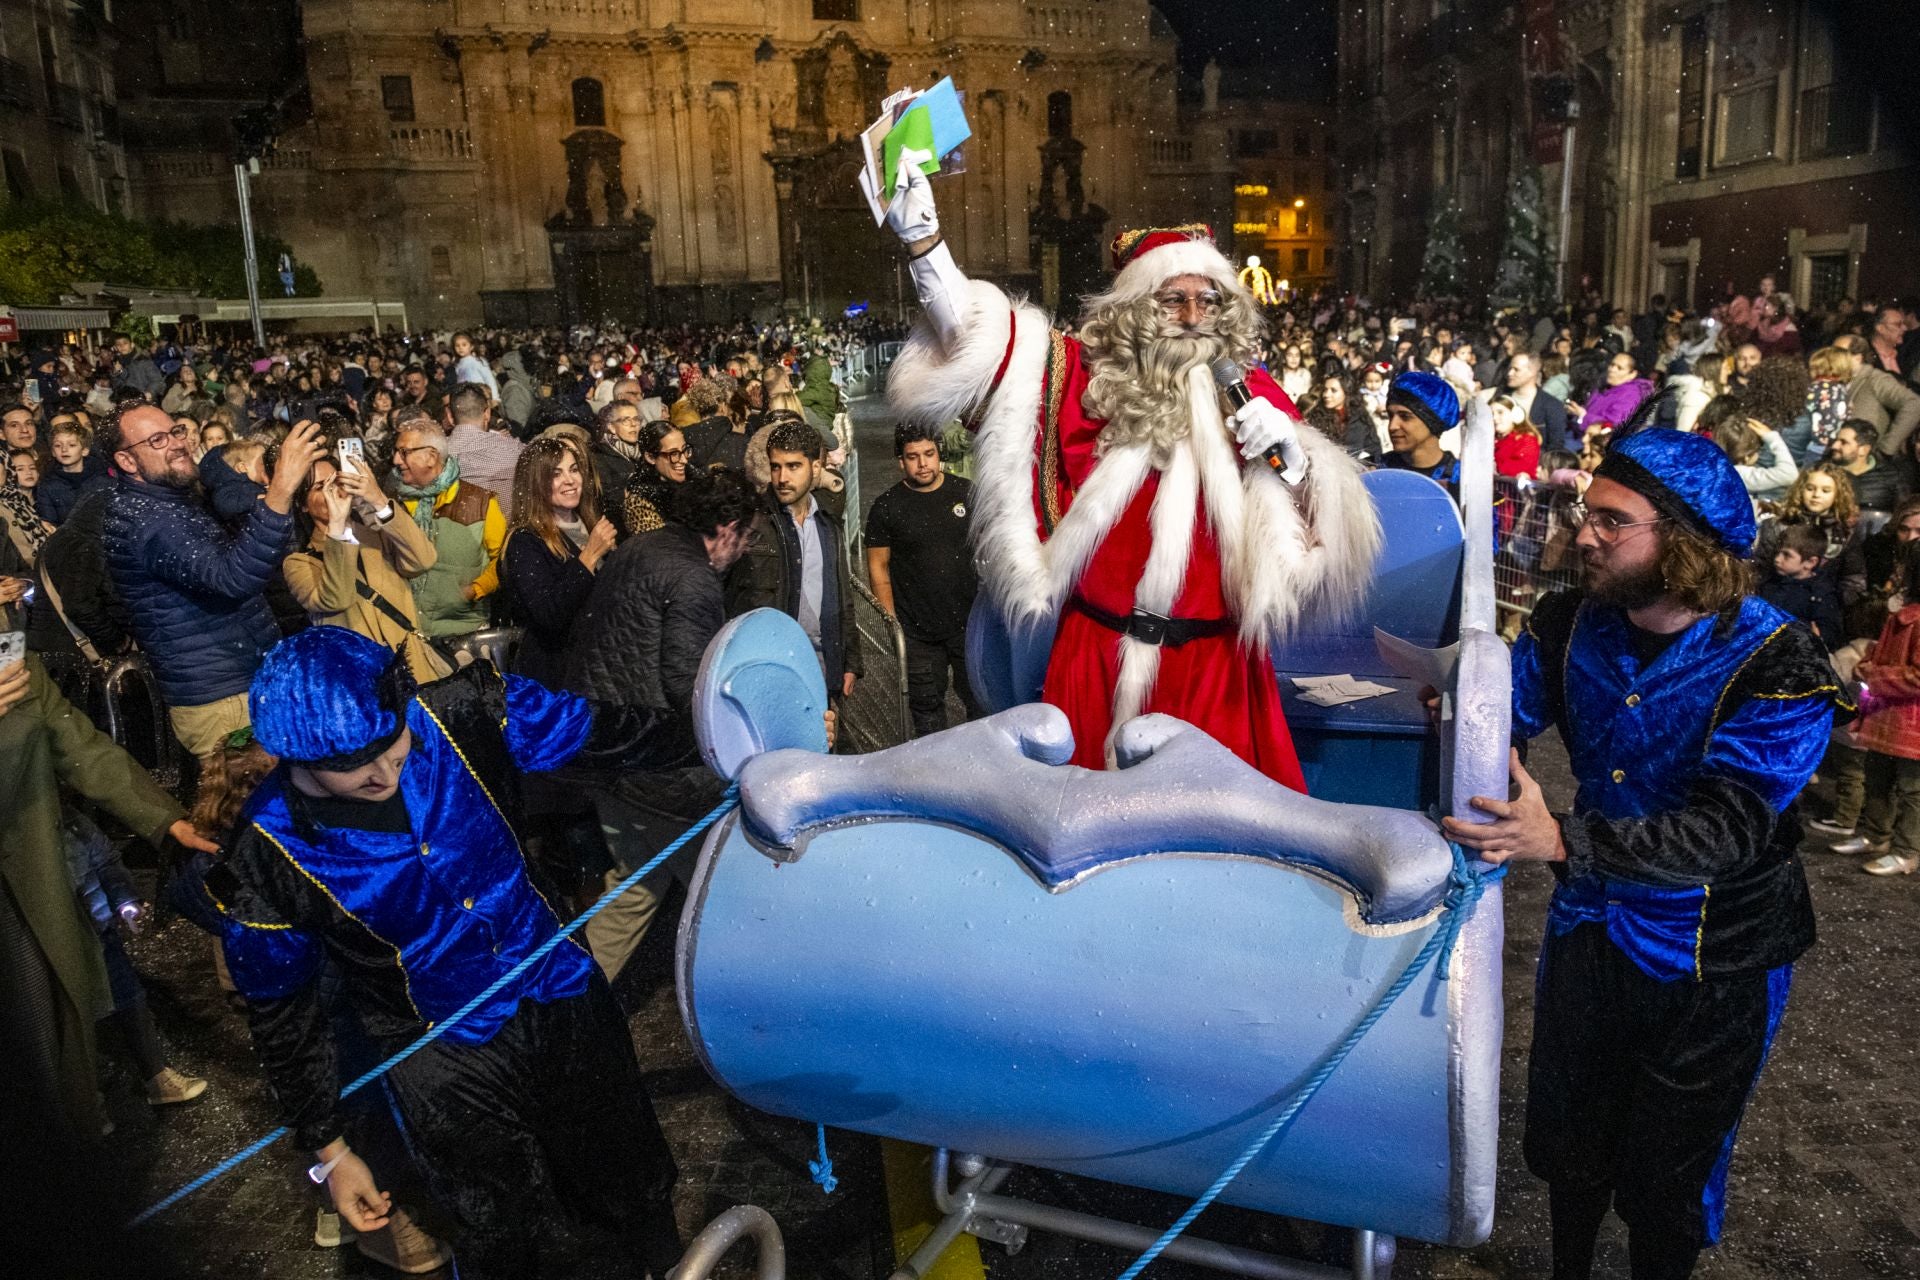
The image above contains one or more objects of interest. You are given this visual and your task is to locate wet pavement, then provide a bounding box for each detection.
[106,731,1920,1280]
[89,398,1919,1278]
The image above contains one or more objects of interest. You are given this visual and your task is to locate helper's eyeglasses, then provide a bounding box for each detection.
[1569,501,1667,544]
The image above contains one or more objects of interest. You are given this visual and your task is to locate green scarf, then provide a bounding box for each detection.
[394,454,461,537]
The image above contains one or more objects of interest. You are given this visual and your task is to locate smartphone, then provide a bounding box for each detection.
[337,436,366,475]
[0,630,24,673]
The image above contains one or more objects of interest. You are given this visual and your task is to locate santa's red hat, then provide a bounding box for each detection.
[1106,223,1241,302]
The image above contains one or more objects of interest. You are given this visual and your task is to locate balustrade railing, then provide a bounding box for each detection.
[387,126,474,162]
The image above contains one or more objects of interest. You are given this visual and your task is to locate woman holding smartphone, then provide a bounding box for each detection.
[281,452,446,683]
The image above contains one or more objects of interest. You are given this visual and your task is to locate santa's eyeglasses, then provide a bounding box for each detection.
[1154,289,1223,316]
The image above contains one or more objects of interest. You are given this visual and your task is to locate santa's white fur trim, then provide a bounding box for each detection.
[1103,407,1203,762]
[1109,238,1240,304]
[964,293,1158,625]
[886,278,1016,427]
[1237,428,1381,646]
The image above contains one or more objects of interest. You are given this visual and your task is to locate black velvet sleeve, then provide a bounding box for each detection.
[205,837,342,1153]
[1559,773,1782,888]
[247,990,343,1153]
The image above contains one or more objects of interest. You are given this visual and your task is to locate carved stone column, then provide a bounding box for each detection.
[768,147,806,316]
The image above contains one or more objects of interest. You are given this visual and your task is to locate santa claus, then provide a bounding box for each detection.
[882,157,1380,790]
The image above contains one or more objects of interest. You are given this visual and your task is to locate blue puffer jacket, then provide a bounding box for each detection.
[102,475,292,707]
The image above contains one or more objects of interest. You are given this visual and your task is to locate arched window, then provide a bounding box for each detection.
[1047,91,1072,140]
[572,78,606,129]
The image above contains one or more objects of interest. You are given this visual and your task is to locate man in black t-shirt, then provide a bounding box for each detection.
[866,422,983,736]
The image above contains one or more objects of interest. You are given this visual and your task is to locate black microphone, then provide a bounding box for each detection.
[1210,358,1293,474]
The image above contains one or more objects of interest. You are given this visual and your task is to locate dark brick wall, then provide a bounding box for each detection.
[1650,162,1920,307]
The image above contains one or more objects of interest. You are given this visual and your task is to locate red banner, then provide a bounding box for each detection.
[0,315,17,342]
[1525,0,1565,165]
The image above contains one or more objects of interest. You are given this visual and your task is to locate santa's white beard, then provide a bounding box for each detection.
[1080,296,1248,467]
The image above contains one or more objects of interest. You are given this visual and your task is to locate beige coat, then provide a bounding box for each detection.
[282,511,447,682]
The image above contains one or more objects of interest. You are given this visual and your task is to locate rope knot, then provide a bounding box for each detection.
[808,1123,839,1194]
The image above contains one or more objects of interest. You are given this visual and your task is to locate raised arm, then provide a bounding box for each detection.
[887,153,971,349]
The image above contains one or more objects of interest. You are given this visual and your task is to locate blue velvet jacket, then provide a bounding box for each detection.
[205,662,696,1149]
[1513,590,1847,982]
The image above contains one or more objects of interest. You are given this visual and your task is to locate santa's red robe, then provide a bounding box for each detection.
[888,282,1379,789]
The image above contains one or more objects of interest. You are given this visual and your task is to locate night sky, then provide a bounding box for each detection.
[1154,0,1338,100]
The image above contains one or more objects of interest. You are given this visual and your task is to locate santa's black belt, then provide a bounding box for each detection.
[1069,596,1236,648]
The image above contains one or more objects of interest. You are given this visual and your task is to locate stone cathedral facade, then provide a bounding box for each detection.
[126,1,1234,328]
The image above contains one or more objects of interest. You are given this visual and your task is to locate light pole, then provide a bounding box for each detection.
[233,158,266,348]
[232,104,279,349]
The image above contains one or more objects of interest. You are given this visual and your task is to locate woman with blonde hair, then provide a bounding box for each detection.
[501,435,617,687]
[763,364,805,415]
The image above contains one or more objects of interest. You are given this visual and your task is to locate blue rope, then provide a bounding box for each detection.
[1114,846,1506,1280]
[808,1122,839,1194]
[128,784,741,1228]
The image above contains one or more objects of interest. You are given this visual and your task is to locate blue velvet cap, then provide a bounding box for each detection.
[1594,427,1757,557]
[250,626,416,768]
[1385,371,1461,438]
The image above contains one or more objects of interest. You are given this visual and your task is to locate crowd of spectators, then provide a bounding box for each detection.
[1265,276,1920,880]
[0,312,903,1273]
[5,275,1920,1270]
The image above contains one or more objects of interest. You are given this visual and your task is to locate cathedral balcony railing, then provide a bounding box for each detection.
[261,146,313,171]
[386,126,476,166]
[1025,3,1111,42]
[139,151,225,182]
[515,0,640,23]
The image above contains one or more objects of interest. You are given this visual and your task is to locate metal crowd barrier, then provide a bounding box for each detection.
[1491,475,1585,627]
[849,575,913,747]
[100,652,187,793]
[439,626,522,673]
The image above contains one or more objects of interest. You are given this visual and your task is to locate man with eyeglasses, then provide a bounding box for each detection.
[99,401,324,759]
[880,153,1378,786]
[1444,428,1848,1280]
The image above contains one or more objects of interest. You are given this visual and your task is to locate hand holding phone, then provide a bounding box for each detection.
[337,436,366,476]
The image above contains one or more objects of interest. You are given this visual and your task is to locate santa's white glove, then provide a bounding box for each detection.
[884,149,939,244]
[1227,397,1308,483]
[886,147,970,348]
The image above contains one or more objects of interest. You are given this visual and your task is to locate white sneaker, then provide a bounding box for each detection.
[314,1208,356,1248]
[1862,852,1919,876]
[1806,818,1855,838]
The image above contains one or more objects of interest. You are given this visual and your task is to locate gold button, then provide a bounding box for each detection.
[1611,769,1626,783]
[462,897,475,909]
[1625,694,1640,707]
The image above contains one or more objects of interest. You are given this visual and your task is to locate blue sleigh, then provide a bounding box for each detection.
[676,406,1512,1279]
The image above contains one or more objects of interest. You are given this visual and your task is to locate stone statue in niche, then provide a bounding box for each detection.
[824,46,861,137]
[716,182,738,241]
[556,128,634,228]
[711,103,735,176]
